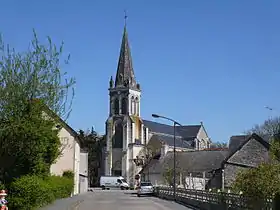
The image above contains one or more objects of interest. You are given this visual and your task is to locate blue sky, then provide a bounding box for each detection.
[1,0,280,142]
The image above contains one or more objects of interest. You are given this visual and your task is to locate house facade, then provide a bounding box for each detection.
[139,133,271,190]
[221,134,270,189]
[140,149,228,189]
[46,109,86,195]
[104,23,211,185]
[79,149,89,193]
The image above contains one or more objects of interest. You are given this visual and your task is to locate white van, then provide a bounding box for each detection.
[100,176,129,190]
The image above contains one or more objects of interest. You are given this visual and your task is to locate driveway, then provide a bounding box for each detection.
[41,189,193,210]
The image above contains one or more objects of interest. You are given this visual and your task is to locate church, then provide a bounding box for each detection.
[104,22,211,185]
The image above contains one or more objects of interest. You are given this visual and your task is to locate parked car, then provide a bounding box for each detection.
[100,176,129,190]
[137,182,154,197]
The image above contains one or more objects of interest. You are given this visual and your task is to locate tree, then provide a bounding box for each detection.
[246,117,280,137]
[78,128,106,187]
[210,142,228,149]
[0,31,75,183]
[232,163,280,199]
[162,155,181,186]
[232,124,280,199]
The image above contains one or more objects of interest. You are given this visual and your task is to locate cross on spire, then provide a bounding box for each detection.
[124,10,128,26]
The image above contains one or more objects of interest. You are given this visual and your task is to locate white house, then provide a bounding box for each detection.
[41,104,84,195]
[79,149,89,193]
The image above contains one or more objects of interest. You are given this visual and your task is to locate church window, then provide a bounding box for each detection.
[113,121,123,148]
[143,127,147,144]
[131,96,135,115]
[114,98,119,115]
[121,98,127,114]
[135,97,139,116]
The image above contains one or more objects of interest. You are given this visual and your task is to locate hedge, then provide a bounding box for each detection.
[8,173,74,210]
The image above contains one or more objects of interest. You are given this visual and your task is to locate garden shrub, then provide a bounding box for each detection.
[62,170,74,179]
[46,175,74,198]
[0,183,5,190]
[8,174,74,210]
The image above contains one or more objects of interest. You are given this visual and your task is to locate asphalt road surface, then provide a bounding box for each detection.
[42,189,194,210]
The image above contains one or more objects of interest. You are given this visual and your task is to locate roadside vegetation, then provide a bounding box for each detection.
[0,30,75,209]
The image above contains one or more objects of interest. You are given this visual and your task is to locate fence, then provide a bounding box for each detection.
[154,186,274,210]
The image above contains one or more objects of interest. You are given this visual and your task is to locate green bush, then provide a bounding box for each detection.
[8,174,74,210]
[62,170,74,179]
[47,175,74,198]
[0,183,5,190]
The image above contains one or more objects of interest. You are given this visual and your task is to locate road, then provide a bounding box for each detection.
[42,190,193,210]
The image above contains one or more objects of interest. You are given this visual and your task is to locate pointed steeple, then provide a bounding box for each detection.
[115,21,138,89]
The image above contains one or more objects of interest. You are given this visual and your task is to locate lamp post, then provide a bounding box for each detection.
[152,114,182,201]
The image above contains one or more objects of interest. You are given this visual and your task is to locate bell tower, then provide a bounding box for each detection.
[105,16,143,180]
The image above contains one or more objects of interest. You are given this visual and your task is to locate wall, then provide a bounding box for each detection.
[79,175,88,193]
[227,138,268,167]
[224,138,269,188]
[206,169,222,189]
[79,151,88,193]
[224,163,249,188]
[74,140,80,195]
[196,126,211,150]
[50,127,75,176]
[50,127,80,195]
[185,176,207,190]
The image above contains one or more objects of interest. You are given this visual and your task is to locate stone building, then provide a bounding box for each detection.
[104,23,211,185]
[139,133,271,190]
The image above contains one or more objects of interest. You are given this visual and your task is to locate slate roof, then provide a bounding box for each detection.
[223,133,270,165]
[114,26,137,89]
[143,150,228,178]
[228,135,248,153]
[229,134,271,154]
[143,120,201,138]
[143,120,201,148]
[150,134,191,148]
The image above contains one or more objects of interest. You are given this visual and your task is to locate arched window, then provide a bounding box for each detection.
[121,98,127,114]
[113,121,123,148]
[131,96,135,115]
[114,98,119,115]
[135,97,139,116]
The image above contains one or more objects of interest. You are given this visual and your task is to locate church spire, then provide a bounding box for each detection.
[114,12,138,89]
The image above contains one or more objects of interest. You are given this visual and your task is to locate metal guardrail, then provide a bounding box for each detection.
[154,186,274,210]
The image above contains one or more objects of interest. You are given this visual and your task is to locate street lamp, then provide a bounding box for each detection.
[152,114,182,201]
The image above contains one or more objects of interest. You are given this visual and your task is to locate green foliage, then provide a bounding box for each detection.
[62,170,74,179]
[78,128,105,187]
[0,183,5,190]
[270,137,280,161]
[0,112,60,183]
[233,117,280,199]
[246,116,280,137]
[210,142,228,148]
[232,163,280,198]
[0,30,75,121]
[0,31,75,183]
[46,175,74,199]
[162,167,174,186]
[8,174,74,210]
